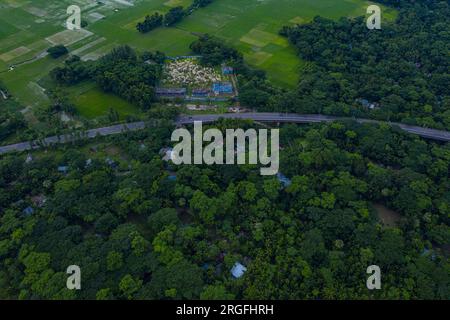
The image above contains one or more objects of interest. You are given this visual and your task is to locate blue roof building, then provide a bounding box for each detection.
[105,158,117,168]
[356,98,379,110]
[421,248,437,261]
[58,166,69,173]
[156,87,187,97]
[192,88,210,97]
[212,82,233,95]
[167,174,177,182]
[201,263,210,271]
[277,173,292,188]
[222,66,234,75]
[23,207,34,216]
[357,98,370,108]
[231,262,247,279]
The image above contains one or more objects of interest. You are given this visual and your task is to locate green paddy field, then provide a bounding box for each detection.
[0,0,396,118]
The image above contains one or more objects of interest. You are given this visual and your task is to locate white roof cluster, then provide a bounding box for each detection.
[164,59,221,86]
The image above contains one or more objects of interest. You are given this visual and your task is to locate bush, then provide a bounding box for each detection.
[47,45,68,59]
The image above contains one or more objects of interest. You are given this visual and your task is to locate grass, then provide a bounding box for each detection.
[67,82,141,119]
[0,0,397,118]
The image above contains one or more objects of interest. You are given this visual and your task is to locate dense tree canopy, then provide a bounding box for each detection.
[136,13,163,33]
[47,45,69,59]
[280,0,450,129]
[50,46,163,110]
[0,117,448,299]
[190,0,449,130]
[0,0,448,301]
[164,7,185,27]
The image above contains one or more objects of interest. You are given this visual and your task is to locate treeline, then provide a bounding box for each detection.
[136,13,163,33]
[136,7,184,33]
[190,1,450,130]
[0,118,448,299]
[47,45,69,59]
[50,46,165,110]
[137,0,215,33]
[95,46,162,109]
[0,112,26,141]
[0,83,69,146]
[190,35,243,66]
[279,0,450,129]
[0,81,27,143]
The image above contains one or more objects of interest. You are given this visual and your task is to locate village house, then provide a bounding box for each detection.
[231,262,247,279]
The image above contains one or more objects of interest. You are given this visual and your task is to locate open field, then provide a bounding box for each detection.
[67,82,141,119]
[174,0,396,87]
[0,0,396,117]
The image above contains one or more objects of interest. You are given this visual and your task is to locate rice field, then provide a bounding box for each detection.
[0,0,396,117]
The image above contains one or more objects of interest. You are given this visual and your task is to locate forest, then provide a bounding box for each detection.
[0,115,448,299]
[183,0,450,131]
[136,13,163,34]
[278,0,450,129]
[136,0,215,33]
[0,0,448,300]
[50,46,164,110]
[0,81,27,142]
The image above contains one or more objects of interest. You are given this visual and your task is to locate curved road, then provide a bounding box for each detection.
[0,113,449,155]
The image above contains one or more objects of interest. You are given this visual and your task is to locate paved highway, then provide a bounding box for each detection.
[1,113,449,155]
[0,122,146,155]
[177,113,450,142]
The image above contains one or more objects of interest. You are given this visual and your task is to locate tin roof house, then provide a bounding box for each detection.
[212,82,233,95]
[277,173,292,188]
[160,147,174,162]
[222,66,234,75]
[231,262,247,279]
[23,206,34,216]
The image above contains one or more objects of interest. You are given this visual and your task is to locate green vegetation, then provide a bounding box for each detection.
[47,45,68,59]
[280,0,450,129]
[0,0,448,301]
[50,46,163,111]
[184,0,447,131]
[137,0,216,32]
[0,81,29,144]
[0,111,26,141]
[0,0,379,114]
[0,118,448,299]
[71,85,141,120]
[164,6,185,26]
[136,13,163,33]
